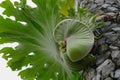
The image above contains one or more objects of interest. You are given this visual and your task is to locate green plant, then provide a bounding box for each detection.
[54,19,94,62]
[0,0,103,80]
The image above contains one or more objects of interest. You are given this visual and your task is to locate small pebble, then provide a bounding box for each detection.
[105,0,115,4]
[102,4,111,9]
[92,73,101,80]
[111,50,120,60]
[107,7,118,12]
[104,77,112,80]
[112,27,120,32]
[109,45,119,50]
[114,69,120,78]
[96,59,115,77]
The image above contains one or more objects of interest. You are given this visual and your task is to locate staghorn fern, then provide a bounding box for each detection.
[0,0,103,80]
[53,19,94,62]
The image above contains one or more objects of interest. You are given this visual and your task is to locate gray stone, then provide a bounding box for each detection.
[117,0,120,4]
[106,12,116,17]
[101,44,108,51]
[81,0,88,5]
[107,7,118,12]
[109,45,119,50]
[111,50,120,60]
[102,23,117,32]
[110,72,114,78]
[111,23,119,28]
[97,43,108,54]
[86,3,93,9]
[117,59,120,66]
[90,3,98,9]
[92,73,101,80]
[112,27,120,32]
[104,32,114,36]
[113,4,119,8]
[104,21,111,26]
[104,32,119,44]
[104,77,112,80]
[96,59,115,77]
[95,0,104,5]
[102,4,111,9]
[91,8,104,14]
[88,0,94,3]
[105,0,115,4]
[114,69,120,78]
[101,21,111,32]
[98,38,106,45]
[85,68,96,80]
[111,50,120,66]
[107,33,119,39]
[96,51,111,66]
[117,41,120,47]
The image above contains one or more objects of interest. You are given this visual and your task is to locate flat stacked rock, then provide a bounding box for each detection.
[78,0,120,13]
[77,0,120,80]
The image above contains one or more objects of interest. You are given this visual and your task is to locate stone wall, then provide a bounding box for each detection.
[77,0,120,80]
[78,0,120,13]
